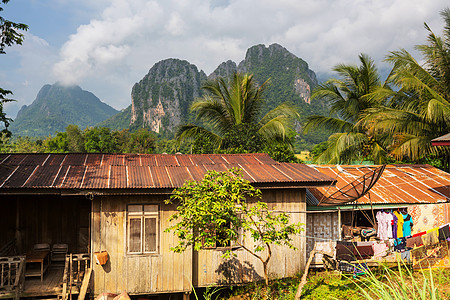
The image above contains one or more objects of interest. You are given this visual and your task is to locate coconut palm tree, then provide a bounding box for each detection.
[304,54,388,164]
[366,8,450,163]
[176,72,299,153]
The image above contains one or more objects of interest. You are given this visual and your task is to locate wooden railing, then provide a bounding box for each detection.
[0,240,16,257]
[61,253,91,300]
[0,256,25,300]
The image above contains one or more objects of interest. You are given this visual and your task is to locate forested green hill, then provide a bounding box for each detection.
[10,83,118,137]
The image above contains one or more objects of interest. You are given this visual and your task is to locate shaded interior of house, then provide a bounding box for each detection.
[1,195,91,299]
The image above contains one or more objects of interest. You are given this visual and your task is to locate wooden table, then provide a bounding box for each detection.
[25,250,50,282]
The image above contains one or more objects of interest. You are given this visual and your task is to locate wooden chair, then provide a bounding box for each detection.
[51,244,68,266]
[33,243,50,252]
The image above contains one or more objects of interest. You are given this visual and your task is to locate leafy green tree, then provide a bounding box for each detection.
[66,125,85,152]
[165,169,303,286]
[366,8,450,164]
[128,128,156,153]
[304,54,388,164]
[113,129,131,153]
[0,0,28,134]
[220,123,264,153]
[44,132,69,153]
[264,143,300,163]
[84,127,117,153]
[177,72,299,153]
[10,136,44,153]
[0,132,12,152]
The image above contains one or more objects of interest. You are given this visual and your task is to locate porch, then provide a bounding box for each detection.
[0,194,92,299]
[0,253,90,299]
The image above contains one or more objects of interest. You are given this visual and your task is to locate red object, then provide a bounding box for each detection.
[412,231,426,237]
[94,251,108,265]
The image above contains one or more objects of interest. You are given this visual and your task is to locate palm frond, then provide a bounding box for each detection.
[303,115,353,134]
[175,124,222,149]
[191,96,232,135]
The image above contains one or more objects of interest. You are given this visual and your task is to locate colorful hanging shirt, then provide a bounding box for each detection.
[402,213,413,237]
[394,211,404,238]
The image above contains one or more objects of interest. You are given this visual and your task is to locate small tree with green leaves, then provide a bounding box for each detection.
[165,169,303,286]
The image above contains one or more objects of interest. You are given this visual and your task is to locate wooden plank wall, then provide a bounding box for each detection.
[1,195,90,254]
[91,195,191,296]
[193,188,306,287]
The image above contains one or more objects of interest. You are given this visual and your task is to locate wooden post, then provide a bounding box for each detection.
[78,267,92,300]
[337,208,341,241]
[294,243,317,300]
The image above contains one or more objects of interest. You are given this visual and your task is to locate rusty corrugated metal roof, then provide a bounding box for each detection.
[0,153,334,192]
[431,133,450,146]
[308,164,450,205]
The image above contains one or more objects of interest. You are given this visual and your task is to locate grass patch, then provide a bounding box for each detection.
[212,266,450,300]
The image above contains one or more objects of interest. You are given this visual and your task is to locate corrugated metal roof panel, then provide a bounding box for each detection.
[242,164,280,182]
[62,166,86,188]
[186,165,207,182]
[151,166,172,188]
[19,154,49,166]
[0,163,16,185]
[0,153,335,191]
[2,165,37,188]
[155,155,179,166]
[124,155,141,166]
[221,155,248,165]
[0,154,10,164]
[45,154,66,166]
[432,133,450,142]
[253,153,277,164]
[52,165,70,187]
[167,166,194,187]
[83,165,109,189]
[62,154,87,166]
[2,154,27,166]
[203,163,232,173]
[140,155,156,166]
[230,164,256,182]
[85,154,103,166]
[174,155,194,166]
[110,166,127,188]
[205,154,226,165]
[102,154,124,166]
[128,166,153,188]
[308,164,450,205]
[24,165,61,187]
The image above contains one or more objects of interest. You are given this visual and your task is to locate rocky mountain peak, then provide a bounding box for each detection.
[130,58,207,134]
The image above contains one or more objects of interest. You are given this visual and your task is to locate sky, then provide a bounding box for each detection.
[0,0,448,119]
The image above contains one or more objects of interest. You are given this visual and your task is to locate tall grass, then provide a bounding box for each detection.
[354,261,441,300]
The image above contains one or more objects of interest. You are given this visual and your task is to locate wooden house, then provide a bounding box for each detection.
[305,164,450,266]
[0,153,334,299]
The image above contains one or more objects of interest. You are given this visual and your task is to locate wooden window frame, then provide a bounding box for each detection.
[127,204,159,255]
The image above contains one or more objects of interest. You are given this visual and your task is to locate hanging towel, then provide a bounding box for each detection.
[422,228,439,246]
[439,224,450,241]
[336,241,356,262]
[372,242,388,258]
[406,235,423,248]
